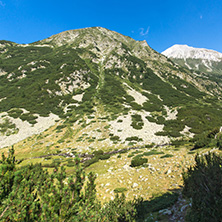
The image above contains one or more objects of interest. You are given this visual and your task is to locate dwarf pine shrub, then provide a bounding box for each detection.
[182,152,222,222]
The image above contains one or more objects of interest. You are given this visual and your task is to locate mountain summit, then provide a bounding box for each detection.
[162,44,222,61]
[162,44,222,74]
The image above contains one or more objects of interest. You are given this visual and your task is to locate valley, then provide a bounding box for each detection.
[1,27,222,221]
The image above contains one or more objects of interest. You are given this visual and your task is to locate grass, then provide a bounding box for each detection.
[83,145,205,203]
[143,150,165,156]
[2,133,217,216]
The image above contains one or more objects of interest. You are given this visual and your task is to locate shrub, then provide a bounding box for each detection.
[145,116,156,123]
[216,133,222,150]
[182,152,222,222]
[194,136,210,149]
[130,102,142,110]
[8,108,23,118]
[0,118,18,136]
[83,157,99,168]
[143,150,164,156]
[171,139,186,147]
[160,154,174,158]
[126,136,143,142]
[130,157,148,167]
[128,154,134,158]
[131,114,144,130]
[110,135,120,141]
[155,131,168,136]
[119,149,128,154]
[132,150,143,154]
[93,150,104,156]
[0,147,139,221]
[145,144,154,148]
[114,187,128,193]
[99,154,111,160]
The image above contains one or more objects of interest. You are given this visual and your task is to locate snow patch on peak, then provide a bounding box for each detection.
[162,44,222,62]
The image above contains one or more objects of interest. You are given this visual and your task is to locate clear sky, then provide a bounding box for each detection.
[0,0,222,53]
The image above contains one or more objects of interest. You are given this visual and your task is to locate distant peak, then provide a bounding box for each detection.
[162,44,222,61]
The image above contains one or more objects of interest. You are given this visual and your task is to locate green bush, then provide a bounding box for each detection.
[130,102,142,110]
[194,136,211,149]
[182,152,222,222]
[126,136,143,142]
[143,150,164,156]
[0,118,18,135]
[99,154,111,160]
[83,157,99,168]
[127,154,134,158]
[171,139,186,147]
[114,187,128,193]
[130,157,148,167]
[160,154,174,158]
[110,135,120,141]
[8,108,23,118]
[93,150,104,156]
[0,147,139,221]
[131,114,144,130]
[144,144,154,148]
[145,116,156,123]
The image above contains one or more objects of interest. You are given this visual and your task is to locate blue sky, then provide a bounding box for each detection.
[0,0,222,53]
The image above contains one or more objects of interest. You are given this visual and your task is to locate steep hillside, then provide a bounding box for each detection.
[1,27,222,152]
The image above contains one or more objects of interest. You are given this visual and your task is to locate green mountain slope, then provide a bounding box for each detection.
[1,27,222,151]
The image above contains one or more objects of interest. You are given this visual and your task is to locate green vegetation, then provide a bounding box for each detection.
[191,127,221,150]
[0,118,18,136]
[183,152,222,222]
[136,192,179,221]
[83,150,111,168]
[110,135,120,142]
[0,147,138,221]
[0,146,183,221]
[20,112,38,124]
[126,136,143,142]
[143,150,165,156]
[1,28,222,140]
[114,187,128,193]
[8,108,23,118]
[160,154,174,158]
[130,156,148,167]
[131,114,144,130]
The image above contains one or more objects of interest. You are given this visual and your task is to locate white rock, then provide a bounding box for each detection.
[167,169,172,174]
[132,183,138,188]
[159,209,172,215]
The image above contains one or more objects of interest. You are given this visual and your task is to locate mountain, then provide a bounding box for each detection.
[1,27,222,152]
[162,44,222,75]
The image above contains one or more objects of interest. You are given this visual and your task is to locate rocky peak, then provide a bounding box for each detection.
[162,44,222,62]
